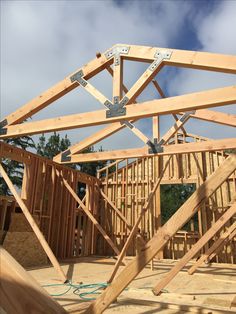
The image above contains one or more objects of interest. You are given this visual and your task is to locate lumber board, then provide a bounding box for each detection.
[112,58,123,99]
[152,203,236,295]
[0,247,66,314]
[152,79,187,134]
[54,108,235,163]
[125,44,236,73]
[188,221,236,275]
[189,109,236,128]
[208,227,236,262]
[100,189,133,230]
[0,141,99,185]
[1,85,235,138]
[59,138,236,163]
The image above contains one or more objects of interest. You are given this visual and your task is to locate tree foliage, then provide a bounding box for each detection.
[36,133,108,176]
[78,146,108,176]
[161,184,197,231]
[36,133,71,160]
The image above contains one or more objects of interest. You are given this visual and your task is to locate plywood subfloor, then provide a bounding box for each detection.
[28,257,236,313]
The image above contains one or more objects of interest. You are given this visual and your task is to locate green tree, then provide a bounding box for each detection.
[36,132,109,176]
[161,184,197,230]
[37,132,71,160]
[0,137,36,195]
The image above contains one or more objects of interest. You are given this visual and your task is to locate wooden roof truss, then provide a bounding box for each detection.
[0,44,235,162]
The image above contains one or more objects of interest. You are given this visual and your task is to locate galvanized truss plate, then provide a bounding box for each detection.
[147,138,164,154]
[179,110,196,122]
[61,149,71,162]
[70,70,87,87]
[106,95,129,118]
[0,128,7,135]
[154,50,172,59]
[119,96,129,107]
[0,118,7,135]
[149,50,172,72]
[105,45,130,60]
[104,100,113,109]
[120,120,134,129]
[106,104,126,118]
[105,49,115,59]
[113,96,119,105]
[0,119,8,129]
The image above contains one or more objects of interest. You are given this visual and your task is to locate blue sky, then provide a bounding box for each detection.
[1,0,236,151]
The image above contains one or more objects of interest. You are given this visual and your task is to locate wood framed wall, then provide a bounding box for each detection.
[97,133,236,264]
[1,136,235,264]
[0,141,100,260]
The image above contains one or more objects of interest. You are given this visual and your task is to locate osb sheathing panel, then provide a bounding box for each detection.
[3,213,47,268]
[9,213,40,232]
[3,232,48,268]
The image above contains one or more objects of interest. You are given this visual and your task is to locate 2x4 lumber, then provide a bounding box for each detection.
[123,61,162,104]
[0,142,31,165]
[58,171,122,257]
[125,44,236,73]
[54,107,235,163]
[188,221,236,275]
[112,59,123,99]
[152,79,186,134]
[160,113,190,144]
[0,247,67,314]
[0,164,68,283]
[207,227,236,262]
[106,65,129,95]
[128,125,150,144]
[152,203,236,295]
[56,62,135,164]
[106,156,172,284]
[99,184,146,245]
[100,189,133,230]
[79,79,109,106]
[97,159,123,176]
[53,122,133,162]
[152,79,165,98]
[85,154,236,314]
[152,116,159,140]
[54,111,234,165]
[187,109,236,128]
[60,138,236,163]
[2,85,235,138]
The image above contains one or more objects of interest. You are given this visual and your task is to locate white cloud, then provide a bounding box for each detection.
[197,0,236,54]
[167,0,236,139]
